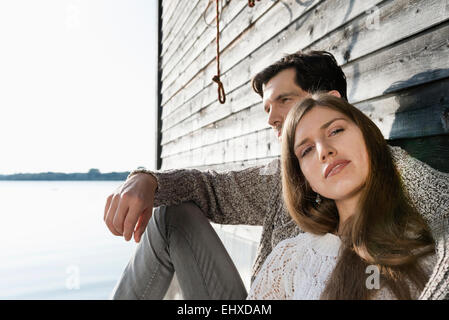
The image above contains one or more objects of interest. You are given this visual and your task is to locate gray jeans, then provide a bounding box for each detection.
[110,201,248,300]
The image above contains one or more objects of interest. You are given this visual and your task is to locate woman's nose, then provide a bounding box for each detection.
[317,143,336,162]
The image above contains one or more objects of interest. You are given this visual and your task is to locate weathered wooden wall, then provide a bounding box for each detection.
[158,0,449,173]
[158,0,449,298]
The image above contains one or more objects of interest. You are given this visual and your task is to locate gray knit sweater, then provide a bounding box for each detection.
[148,146,448,299]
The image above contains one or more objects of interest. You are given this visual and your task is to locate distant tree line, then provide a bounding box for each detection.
[0,168,131,181]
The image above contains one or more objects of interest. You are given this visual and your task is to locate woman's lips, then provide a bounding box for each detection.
[325,160,351,179]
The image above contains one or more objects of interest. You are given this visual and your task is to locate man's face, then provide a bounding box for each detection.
[262,68,311,140]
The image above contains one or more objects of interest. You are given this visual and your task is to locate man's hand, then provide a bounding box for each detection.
[104,173,158,243]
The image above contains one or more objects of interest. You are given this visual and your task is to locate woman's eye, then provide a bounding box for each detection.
[330,128,344,136]
[301,146,313,158]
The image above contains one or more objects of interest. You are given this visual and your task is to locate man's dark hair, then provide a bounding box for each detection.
[252,50,348,101]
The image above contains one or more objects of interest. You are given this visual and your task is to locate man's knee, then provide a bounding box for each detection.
[151,202,209,237]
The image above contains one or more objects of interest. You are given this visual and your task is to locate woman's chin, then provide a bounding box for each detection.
[320,181,365,202]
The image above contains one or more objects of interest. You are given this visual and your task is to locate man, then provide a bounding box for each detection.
[104,51,448,299]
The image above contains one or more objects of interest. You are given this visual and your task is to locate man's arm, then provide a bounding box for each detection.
[389,145,449,299]
[148,159,281,225]
[104,159,281,243]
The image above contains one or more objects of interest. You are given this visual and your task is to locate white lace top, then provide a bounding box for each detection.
[246,232,436,300]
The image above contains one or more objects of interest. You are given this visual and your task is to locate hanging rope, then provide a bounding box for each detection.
[203,0,220,28]
[208,0,259,104]
[212,0,226,104]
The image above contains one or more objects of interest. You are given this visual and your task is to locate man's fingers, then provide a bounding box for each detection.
[112,197,130,235]
[122,199,146,241]
[103,176,157,241]
[104,195,112,221]
[105,194,122,236]
[134,208,152,243]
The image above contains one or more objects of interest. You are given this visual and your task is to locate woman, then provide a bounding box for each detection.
[247,93,437,300]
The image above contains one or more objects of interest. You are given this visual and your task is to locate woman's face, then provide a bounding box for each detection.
[293,105,370,202]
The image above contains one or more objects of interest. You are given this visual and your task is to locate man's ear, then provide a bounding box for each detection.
[327,90,341,98]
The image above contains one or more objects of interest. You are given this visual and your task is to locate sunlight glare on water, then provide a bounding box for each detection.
[0,181,138,299]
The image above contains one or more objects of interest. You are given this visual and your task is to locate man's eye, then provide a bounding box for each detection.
[282,98,290,103]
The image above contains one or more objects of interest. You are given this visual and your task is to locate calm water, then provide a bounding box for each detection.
[0,181,138,299]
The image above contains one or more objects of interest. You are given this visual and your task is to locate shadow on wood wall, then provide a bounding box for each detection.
[385,69,449,173]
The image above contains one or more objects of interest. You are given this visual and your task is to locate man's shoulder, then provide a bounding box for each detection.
[257,157,281,176]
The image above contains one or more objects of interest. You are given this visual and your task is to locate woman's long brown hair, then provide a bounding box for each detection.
[281,93,435,299]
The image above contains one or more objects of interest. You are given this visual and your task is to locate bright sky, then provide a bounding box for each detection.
[0,0,158,174]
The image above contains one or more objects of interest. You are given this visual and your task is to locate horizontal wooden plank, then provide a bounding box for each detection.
[161,0,176,19]
[161,1,180,32]
[343,21,449,103]
[161,0,201,57]
[160,19,449,145]
[161,82,260,145]
[161,1,213,67]
[161,0,249,74]
[162,134,449,174]
[161,2,207,69]
[161,108,449,170]
[161,0,223,67]
[163,134,449,174]
[161,0,275,90]
[160,0,383,122]
[161,128,280,170]
[161,0,276,75]
[159,0,449,171]
[161,0,448,125]
[183,156,280,173]
[161,99,268,158]
[160,0,323,106]
[389,134,449,173]
[307,0,449,64]
[373,104,449,140]
[358,76,449,139]
[161,1,190,45]
[160,21,449,148]
[161,76,449,158]
[161,102,448,160]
